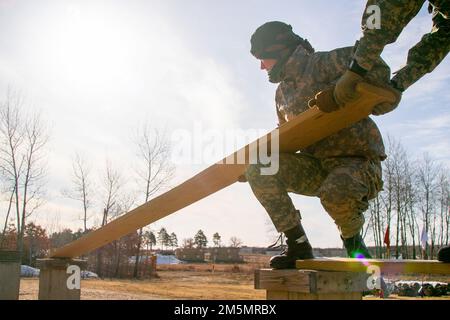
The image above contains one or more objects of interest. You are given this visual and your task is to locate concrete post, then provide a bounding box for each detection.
[37,258,87,300]
[0,250,21,300]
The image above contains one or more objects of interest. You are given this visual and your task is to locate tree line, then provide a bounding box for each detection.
[364,136,449,260]
[0,221,243,277]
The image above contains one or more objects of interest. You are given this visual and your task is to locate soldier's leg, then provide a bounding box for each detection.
[245,152,326,233]
[246,152,326,268]
[391,10,450,91]
[318,157,383,239]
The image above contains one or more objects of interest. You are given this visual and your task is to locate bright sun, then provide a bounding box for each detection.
[32,3,140,93]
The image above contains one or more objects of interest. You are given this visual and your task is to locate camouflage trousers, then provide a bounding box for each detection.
[245,153,383,239]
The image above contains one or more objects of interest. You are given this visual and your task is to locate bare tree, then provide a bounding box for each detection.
[110,193,136,278]
[0,90,48,258]
[132,123,174,278]
[182,238,195,248]
[229,236,243,248]
[62,153,93,232]
[0,185,16,248]
[364,137,448,260]
[100,160,124,226]
[404,159,419,259]
[416,154,439,259]
[96,160,125,277]
[437,170,449,248]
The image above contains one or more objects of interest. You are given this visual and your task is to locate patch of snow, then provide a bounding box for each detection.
[21,265,40,277]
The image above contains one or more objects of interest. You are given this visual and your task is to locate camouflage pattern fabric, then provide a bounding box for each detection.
[245,153,383,238]
[246,45,389,239]
[275,46,388,161]
[355,0,450,91]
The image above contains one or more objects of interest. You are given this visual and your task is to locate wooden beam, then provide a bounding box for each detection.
[255,269,369,294]
[266,291,363,300]
[51,83,395,258]
[254,269,314,293]
[296,258,450,275]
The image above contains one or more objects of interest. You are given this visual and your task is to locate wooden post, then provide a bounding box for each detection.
[255,269,368,300]
[37,258,87,300]
[0,250,21,300]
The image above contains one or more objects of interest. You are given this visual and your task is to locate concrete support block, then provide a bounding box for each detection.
[0,250,21,300]
[37,258,87,300]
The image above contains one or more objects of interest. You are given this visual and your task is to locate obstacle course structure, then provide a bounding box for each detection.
[15,83,447,300]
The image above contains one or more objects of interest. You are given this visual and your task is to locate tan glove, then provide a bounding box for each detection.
[372,86,402,116]
[308,86,340,113]
[333,70,364,106]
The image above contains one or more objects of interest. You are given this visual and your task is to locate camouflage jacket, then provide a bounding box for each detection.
[275,45,389,160]
[355,0,449,71]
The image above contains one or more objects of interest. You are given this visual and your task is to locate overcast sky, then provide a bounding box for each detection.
[0,0,449,248]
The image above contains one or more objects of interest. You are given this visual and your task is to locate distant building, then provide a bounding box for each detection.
[175,247,243,263]
[175,248,207,262]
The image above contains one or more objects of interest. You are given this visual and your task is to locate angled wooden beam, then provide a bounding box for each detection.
[51,83,396,258]
[296,258,450,275]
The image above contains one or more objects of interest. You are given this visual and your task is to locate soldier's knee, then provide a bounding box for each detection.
[245,153,292,182]
[320,175,362,202]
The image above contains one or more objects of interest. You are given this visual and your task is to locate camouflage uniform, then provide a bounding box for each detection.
[245,45,389,239]
[355,0,450,91]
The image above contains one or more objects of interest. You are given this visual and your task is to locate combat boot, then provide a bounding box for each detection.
[270,223,314,269]
[342,233,372,259]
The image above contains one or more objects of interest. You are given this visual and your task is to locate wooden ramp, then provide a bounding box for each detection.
[296,258,450,275]
[51,83,396,258]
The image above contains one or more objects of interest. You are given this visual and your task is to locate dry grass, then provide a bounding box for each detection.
[19,270,265,300]
[83,271,264,300]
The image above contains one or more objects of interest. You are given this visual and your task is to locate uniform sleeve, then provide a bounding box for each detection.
[275,87,287,126]
[391,8,450,90]
[354,0,426,71]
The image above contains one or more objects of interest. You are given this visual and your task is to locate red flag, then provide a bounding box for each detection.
[384,226,390,248]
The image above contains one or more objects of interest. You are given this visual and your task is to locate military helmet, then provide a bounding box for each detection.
[251,21,315,83]
[250,21,313,59]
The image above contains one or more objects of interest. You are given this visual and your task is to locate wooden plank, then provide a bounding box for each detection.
[255,269,314,293]
[51,83,396,258]
[296,258,450,275]
[314,271,369,294]
[266,290,289,300]
[255,269,369,294]
[266,291,362,300]
[292,292,362,300]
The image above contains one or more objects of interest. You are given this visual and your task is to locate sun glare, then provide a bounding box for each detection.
[33,4,140,93]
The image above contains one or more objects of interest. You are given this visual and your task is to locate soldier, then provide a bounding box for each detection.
[334,0,450,263]
[334,0,450,114]
[246,21,392,269]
